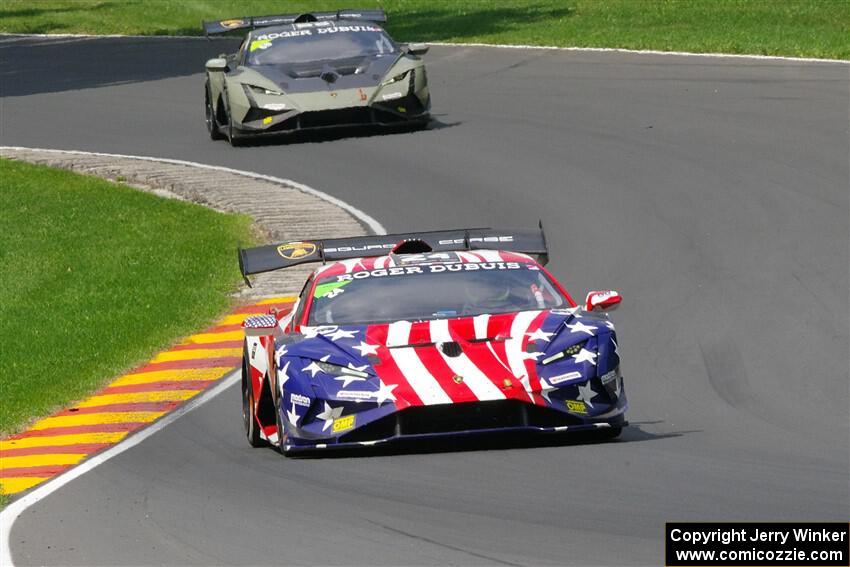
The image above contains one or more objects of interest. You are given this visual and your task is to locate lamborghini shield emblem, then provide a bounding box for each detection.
[277,242,317,260]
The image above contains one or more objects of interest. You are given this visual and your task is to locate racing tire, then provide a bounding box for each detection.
[242,357,267,447]
[274,397,287,454]
[222,94,244,147]
[205,83,224,141]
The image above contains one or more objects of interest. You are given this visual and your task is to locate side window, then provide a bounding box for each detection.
[291,274,314,331]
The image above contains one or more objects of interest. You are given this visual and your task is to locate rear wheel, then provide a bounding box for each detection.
[242,358,267,447]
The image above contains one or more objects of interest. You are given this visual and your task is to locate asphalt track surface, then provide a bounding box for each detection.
[2,36,848,566]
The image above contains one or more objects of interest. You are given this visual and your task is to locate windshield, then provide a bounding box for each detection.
[247,23,397,65]
[308,262,568,326]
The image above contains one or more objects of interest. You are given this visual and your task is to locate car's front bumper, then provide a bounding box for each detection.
[235,94,430,137]
[281,397,628,453]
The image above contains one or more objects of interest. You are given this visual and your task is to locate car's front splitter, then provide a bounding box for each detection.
[282,412,627,454]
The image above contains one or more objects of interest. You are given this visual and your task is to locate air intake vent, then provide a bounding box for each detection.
[440,341,463,358]
[392,239,432,254]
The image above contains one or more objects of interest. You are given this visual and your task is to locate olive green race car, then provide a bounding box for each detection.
[203,9,431,145]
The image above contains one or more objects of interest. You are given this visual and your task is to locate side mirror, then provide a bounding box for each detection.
[585,290,622,311]
[206,58,228,72]
[404,43,429,56]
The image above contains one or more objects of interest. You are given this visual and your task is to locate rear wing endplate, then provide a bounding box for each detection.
[203,9,387,36]
[238,223,550,285]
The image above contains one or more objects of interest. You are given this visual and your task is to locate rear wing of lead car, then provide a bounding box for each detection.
[203,9,387,36]
[238,223,549,285]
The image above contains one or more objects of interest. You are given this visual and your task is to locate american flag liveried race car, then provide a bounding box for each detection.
[238,226,627,454]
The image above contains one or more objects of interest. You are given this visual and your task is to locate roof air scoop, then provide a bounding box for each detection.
[391,239,432,254]
[320,69,338,84]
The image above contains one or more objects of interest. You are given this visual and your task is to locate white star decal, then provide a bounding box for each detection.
[315,402,343,432]
[613,376,621,398]
[604,320,615,330]
[566,321,597,336]
[572,348,597,365]
[375,380,398,405]
[577,381,599,408]
[328,328,358,342]
[335,375,366,388]
[279,361,291,390]
[286,399,300,425]
[302,355,330,378]
[538,377,555,404]
[276,344,288,357]
[522,350,544,361]
[611,337,620,358]
[526,328,554,343]
[352,341,380,356]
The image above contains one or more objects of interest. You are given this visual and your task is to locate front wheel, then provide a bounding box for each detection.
[205,83,224,140]
[242,360,267,447]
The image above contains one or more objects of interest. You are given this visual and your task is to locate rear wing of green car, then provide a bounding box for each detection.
[238,224,549,285]
[203,9,387,36]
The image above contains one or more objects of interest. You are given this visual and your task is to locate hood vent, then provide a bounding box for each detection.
[440,341,463,358]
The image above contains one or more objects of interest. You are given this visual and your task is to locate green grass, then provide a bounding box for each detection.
[0,0,848,59]
[0,159,254,436]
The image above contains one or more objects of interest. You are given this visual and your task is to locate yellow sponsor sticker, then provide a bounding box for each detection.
[566,400,588,414]
[263,116,273,125]
[332,414,355,433]
[250,39,272,52]
[277,242,317,260]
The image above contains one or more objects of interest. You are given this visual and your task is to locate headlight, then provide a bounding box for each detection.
[247,84,283,96]
[316,361,369,379]
[541,341,587,365]
[380,70,410,86]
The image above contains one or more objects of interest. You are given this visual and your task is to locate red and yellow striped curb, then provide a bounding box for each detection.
[0,296,295,496]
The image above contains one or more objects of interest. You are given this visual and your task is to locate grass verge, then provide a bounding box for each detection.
[0,158,254,436]
[0,0,847,59]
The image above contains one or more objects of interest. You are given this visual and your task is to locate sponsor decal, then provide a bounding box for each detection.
[220,19,246,29]
[549,371,582,385]
[332,414,356,433]
[438,236,515,245]
[263,116,273,125]
[249,39,272,52]
[453,375,464,384]
[290,393,311,407]
[277,241,317,260]
[250,342,258,360]
[382,92,403,101]
[324,243,394,254]
[337,390,375,400]
[601,369,618,385]
[255,29,313,40]
[397,106,407,113]
[262,103,287,111]
[313,280,352,298]
[316,25,382,34]
[358,88,368,101]
[335,262,522,282]
[566,400,588,414]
